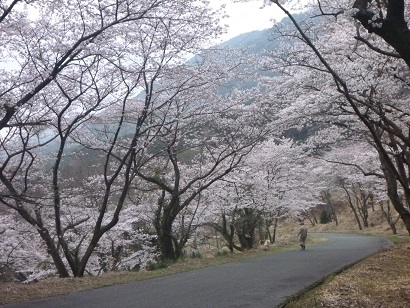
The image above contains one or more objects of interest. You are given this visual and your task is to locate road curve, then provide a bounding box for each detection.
[2,233,392,308]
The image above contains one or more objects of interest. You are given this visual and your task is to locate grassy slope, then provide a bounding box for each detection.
[285,238,410,308]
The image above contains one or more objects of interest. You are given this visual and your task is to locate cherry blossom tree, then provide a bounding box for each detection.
[0,0,225,130]
[257,0,410,234]
[0,204,158,282]
[130,65,270,259]
[338,178,373,230]
[316,140,396,231]
[260,0,410,65]
[0,212,49,281]
[202,181,244,252]
[202,176,264,251]
[203,137,322,251]
[317,190,339,225]
[241,138,321,240]
[0,0,227,277]
[351,0,410,67]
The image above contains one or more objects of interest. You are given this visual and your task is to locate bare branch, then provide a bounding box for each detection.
[354,36,401,58]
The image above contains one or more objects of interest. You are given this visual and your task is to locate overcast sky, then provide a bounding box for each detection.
[211,0,286,42]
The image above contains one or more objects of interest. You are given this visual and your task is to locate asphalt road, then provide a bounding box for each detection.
[2,233,392,308]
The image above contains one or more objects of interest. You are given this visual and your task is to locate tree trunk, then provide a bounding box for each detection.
[380,200,398,235]
[38,228,70,278]
[357,196,369,228]
[154,193,177,261]
[353,0,410,68]
[270,217,279,243]
[329,204,338,226]
[340,183,363,230]
[157,224,176,260]
[210,215,241,252]
[237,232,254,250]
[386,184,410,235]
[379,151,410,235]
[227,224,242,252]
[350,205,363,230]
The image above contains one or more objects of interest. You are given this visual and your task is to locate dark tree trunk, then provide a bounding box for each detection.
[234,208,259,250]
[340,183,363,230]
[37,228,70,278]
[357,191,369,228]
[237,232,254,250]
[330,205,339,226]
[379,150,410,235]
[351,206,363,230]
[154,192,177,261]
[157,222,177,261]
[380,200,399,235]
[210,214,241,252]
[353,0,410,68]
[14,204,71,277]
[270,217,279,243]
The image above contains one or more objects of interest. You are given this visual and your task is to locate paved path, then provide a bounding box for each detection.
[2,233,391,308]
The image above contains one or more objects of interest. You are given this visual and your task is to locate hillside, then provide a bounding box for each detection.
[219,28,279,54]
[218,13,307,52]
[307,203,408,236]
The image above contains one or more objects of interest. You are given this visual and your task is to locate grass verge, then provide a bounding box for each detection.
[284,235,410,308]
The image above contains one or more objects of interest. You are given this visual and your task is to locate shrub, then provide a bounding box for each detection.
[320,210,331,224]
[146,259,173,271]
[215,250,229,257]
[190,250,202,259]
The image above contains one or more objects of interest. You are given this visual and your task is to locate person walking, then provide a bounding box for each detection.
[297,222,308,250]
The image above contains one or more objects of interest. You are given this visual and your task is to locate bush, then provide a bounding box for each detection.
[190,250,202,259]
[215,250,229,257]
[320,210,331,224]
[146,259,173,271]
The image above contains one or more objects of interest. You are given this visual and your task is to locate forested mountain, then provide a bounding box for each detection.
[220,28,279,53]
[219,13,306,52]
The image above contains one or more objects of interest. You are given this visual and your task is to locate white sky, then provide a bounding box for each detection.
[211,0,286,42]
